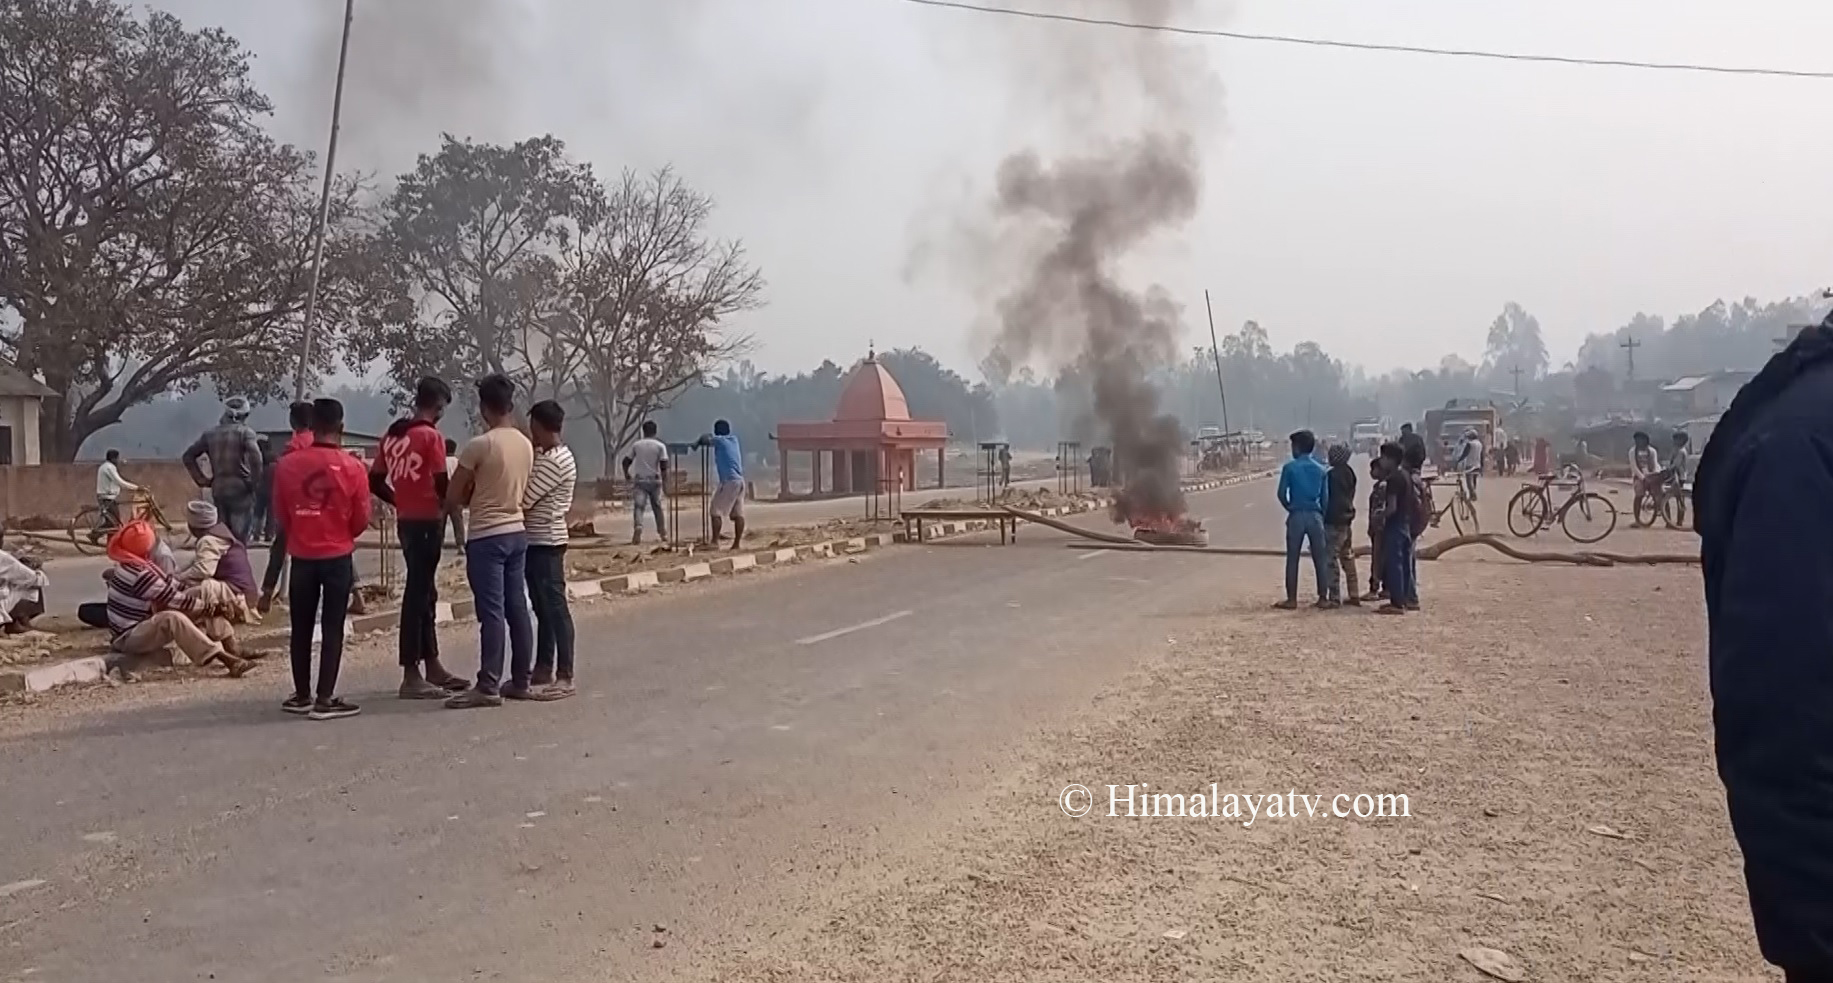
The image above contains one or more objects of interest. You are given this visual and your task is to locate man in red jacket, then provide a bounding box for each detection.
[272,398,370,721]
[371,376,468,699]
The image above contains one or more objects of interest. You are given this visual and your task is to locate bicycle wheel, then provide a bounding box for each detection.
[1560,492,1618,544]
[1506,487,1549,538]
[1451,493,1479,536]
[1660,489,1690,531]
[70,506,106,555]
[1632,489,1659,528]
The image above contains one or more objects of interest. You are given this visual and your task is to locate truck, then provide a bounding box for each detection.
[1349,419,1385,456]
[1421,402,1499,473]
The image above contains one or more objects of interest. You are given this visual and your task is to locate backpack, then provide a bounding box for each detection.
[1409,472,1432,537]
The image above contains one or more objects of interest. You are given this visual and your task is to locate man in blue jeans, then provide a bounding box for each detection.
[444,374,541,709]
[1274,429,1332,610]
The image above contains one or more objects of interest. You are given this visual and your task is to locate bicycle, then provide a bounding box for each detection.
[1505,466,1618,543]
[1632,474,1691,531]
[71,491,175,555]
[1429,469,1480,536]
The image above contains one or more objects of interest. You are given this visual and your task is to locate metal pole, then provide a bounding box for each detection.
[1203,290,1230,434]
[293,0,356,401]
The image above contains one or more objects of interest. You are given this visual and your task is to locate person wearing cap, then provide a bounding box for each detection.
[101,519,253,681]
[182,396,264,545]
[172,499,258,658]
[1452,427,1485,502]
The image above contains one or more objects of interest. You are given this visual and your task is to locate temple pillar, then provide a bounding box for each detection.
[937,448,945,489]
[835,449,851,496]
[812,450,824,496]
[905,449,917,491]
[778,447,789,499]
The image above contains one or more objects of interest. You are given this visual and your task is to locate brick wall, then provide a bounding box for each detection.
[0,461,201,523]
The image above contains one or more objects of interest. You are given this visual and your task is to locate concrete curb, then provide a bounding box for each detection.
[3,469,1276,696]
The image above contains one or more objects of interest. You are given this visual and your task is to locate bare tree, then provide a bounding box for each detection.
[0,0,365,459]
[556,167,763,473]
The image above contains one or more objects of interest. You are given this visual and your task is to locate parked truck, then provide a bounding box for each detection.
[1349,418,1385,456]
[1421,403,1499,472]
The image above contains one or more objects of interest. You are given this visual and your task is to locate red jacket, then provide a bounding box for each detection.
[273,441,371,559]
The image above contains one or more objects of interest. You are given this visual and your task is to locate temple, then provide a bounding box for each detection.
[775,349,950,498]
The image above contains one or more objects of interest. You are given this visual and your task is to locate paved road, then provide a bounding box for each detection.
[0,477,1290,982]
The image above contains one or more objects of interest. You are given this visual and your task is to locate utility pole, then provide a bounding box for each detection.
[1619,334,1641,381]
[294,0,357,401]
[1203,290,1230,434]
[1510,364,1524,397]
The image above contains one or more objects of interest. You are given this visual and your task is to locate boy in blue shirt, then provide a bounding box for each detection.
[1275,429,1331,610]
[695,420,748,548]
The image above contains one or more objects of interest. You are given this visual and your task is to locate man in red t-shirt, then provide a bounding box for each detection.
[272,398,370,720]
[370,376,467,698]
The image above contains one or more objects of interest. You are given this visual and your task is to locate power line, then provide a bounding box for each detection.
[900,0,1833,81]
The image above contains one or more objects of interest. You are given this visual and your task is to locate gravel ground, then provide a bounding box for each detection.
[716,556,1762,982]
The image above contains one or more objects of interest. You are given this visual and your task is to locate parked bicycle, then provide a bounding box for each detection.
[70,490,174,555]
[1633,474,1691,531]
[1428,468,1481,536]
[1506,466,1618,543]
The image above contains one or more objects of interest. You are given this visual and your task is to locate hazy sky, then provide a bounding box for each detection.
[161,0,1833,378]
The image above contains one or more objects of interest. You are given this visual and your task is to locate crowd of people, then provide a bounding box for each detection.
[82,374,760,722]
[1274,426,1433,615]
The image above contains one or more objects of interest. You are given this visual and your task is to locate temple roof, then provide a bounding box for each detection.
[833,349,911,422]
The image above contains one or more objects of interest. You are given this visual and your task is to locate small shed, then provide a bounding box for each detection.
[0,360,56,465]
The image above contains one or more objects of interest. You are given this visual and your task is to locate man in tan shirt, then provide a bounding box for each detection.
[445,374,542,708]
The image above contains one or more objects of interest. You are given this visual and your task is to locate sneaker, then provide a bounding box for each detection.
[1377,604,1407,616]
[530,667,556,688]
[1403,601,1421,612]
[1271,599,1298,610]
[282,695,313,715]
[398,678,448,700]
[1315,598,1341,610]
[445,687,504,710]
[309,698,361,721]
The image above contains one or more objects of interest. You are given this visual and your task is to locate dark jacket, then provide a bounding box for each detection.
[1699,322,1833,974]
[1325,463,1357,526]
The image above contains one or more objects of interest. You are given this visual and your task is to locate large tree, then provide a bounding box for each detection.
[0,0,363,459]
[354,134,600,393]
[1483,301,1549,383]
[557,167,762,471]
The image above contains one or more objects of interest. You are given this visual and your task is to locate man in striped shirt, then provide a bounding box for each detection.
[523,399,577,698]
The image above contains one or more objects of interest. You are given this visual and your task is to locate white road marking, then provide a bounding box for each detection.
[796,609,914,646]
[0,879,46,898]
[1075,549,1111,561]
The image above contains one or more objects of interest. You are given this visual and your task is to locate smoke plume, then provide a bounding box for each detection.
[968,0,1218,524]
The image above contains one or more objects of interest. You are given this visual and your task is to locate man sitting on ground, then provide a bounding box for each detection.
[102,520,253,681]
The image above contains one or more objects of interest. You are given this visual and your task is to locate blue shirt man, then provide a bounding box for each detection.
[696,420,748,548]
[1274,430,1332,610]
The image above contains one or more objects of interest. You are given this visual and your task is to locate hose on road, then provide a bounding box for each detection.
[1007,503,1701,567]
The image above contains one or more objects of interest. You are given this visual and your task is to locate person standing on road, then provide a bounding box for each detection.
[258,400,315,613]
[182,396,263,544]
[524,400,577,698]
[695,420,748,549]
[445,374,537,709]
[622,421,669,545]
[1322,443,1359,606]
[271,398,369,721]
[1375,442,1417,616]
[1696,319,1833,983]
[1274,429,1330,610]
[1397,422,1426,465]
[372,376,469,699]
[1399,441,1429,611]
[1452,427,1485,502]
[91,449,138,544]
[252,439,277,544]
[1362,457,1388,603]
[1629,430,1662,526]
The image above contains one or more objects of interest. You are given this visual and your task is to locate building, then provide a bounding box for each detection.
[773,349,949,498]
[0,360,55,465]
[1656,371,1754,420]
